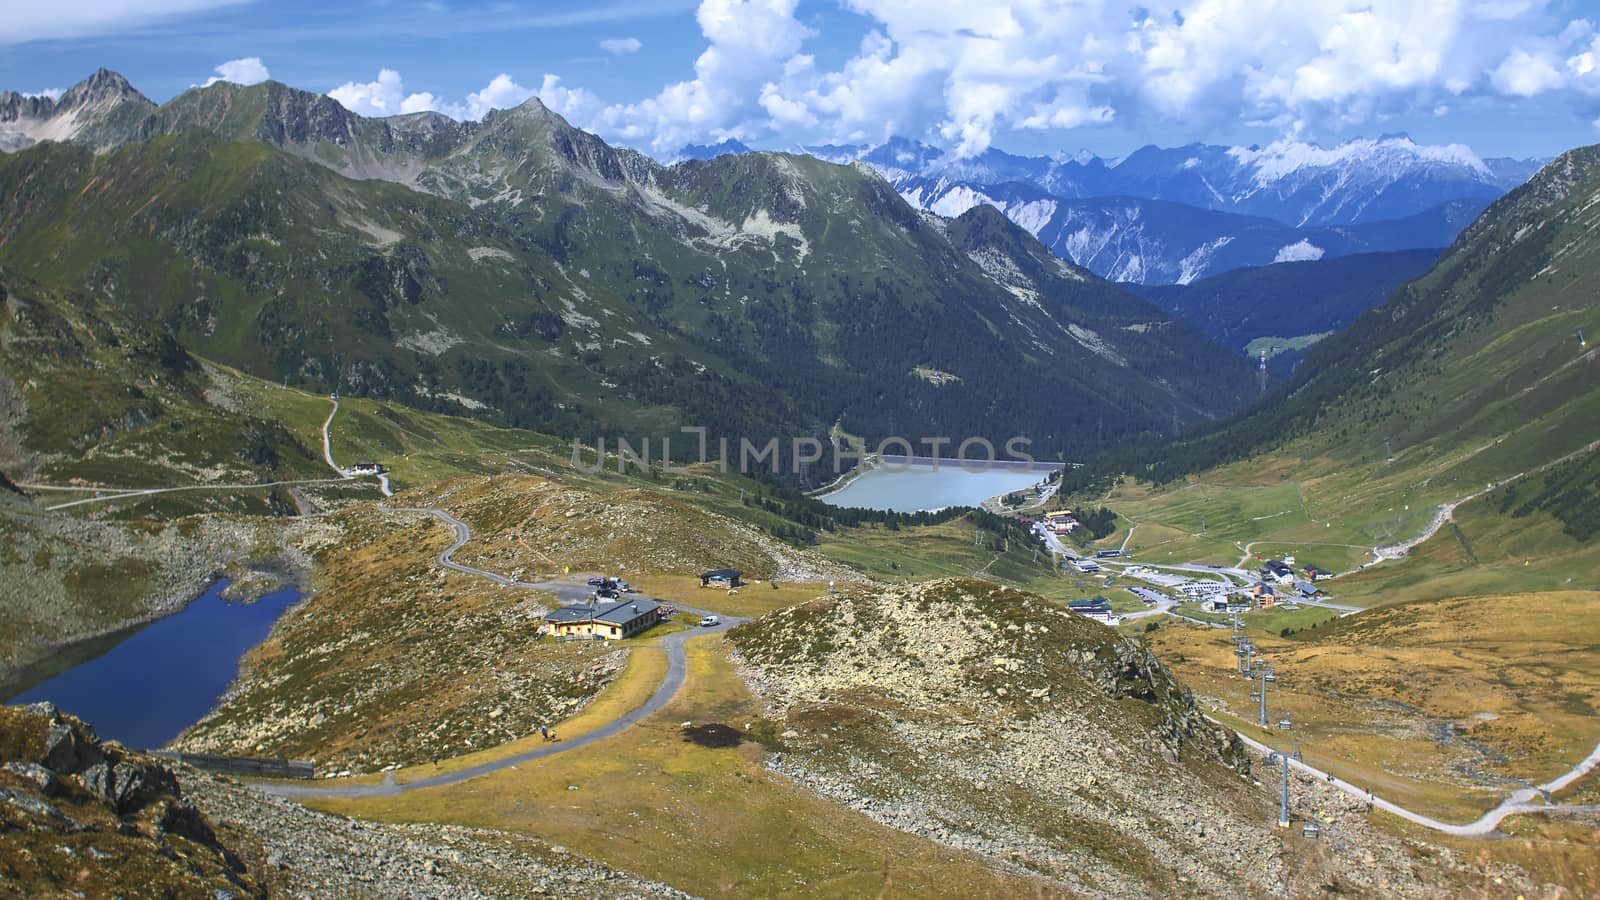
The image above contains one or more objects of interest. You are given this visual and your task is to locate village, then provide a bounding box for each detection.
[1024,509,1343,626]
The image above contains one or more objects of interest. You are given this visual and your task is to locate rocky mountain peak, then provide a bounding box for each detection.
[60,68,147,108]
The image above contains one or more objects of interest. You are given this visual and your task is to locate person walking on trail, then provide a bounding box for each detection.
[540,725,549,740]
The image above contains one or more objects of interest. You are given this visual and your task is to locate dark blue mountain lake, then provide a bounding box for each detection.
[3,580,300,749]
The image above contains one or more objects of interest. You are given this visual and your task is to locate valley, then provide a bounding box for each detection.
[1,62,1596,899]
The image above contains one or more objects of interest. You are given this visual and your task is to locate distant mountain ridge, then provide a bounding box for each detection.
[785,133,1541,227]
[671,133,1540,284]
[893,178,1479,284]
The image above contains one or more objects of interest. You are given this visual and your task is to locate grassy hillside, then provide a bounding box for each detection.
[1149,590,1600,821]
[0,74,1260,466]
[1133,247,1441,351]
[1066,143,1600,500]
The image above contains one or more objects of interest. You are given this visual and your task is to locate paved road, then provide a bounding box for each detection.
[1230,727,1600,836]
[260,401,742,798]
[259,614,741,799]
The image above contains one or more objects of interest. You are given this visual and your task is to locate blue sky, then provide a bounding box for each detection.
[5,0,1600,160]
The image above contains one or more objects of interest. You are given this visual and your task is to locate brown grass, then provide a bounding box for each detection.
[310,636,1062,898]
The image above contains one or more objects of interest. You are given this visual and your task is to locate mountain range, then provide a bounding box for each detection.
[0,69,1257,468]
[669,134,1544,284]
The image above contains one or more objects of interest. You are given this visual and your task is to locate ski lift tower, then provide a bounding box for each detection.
[1267,743,1304,827]
[1235,638,1257,675]
[1250,662,1276,728]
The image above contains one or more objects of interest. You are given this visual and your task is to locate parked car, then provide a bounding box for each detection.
[699,615,720,627]
[586,577,606,587]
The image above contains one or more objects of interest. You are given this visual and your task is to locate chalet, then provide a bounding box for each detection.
[1261,560,1296,585]
[1302,565,1332,581]
[1294,580,1327,599]
[1044,510,1075,522]
[347,462,386,475]
[544,598,665,640]
[700,568,743,588]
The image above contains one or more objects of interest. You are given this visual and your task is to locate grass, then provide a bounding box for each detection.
[386,642,671,785]
[628,576,835,620]
[1244,333,1332,358]
[1148,590,1600,822]
[311,637,1056,898]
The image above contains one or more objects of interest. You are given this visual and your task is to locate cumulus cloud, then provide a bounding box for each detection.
[545,0,1600,156]
[328,70,560,121]
[23,88,65,100]
[201,57,269,87]
[328,69,415,117]
[328,1,1600,155]
[600,37,643,54]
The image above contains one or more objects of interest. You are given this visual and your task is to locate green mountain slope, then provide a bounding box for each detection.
[1132,248,1442,352]
[0,71,1256,468]
[1088,143,1600,486]
[968,139,1600,618]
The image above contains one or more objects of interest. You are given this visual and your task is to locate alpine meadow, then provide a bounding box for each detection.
[1,4,1597,897]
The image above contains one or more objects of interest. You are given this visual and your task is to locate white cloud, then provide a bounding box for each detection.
[327,70,555,121]
[1274,239,1326,263]
[22,88,65,100]
[328,69,413,117]
[600,37,643,54]
[327,1,1600,155]
[463,74,536,118]
[201,57,269,87]
[2,0,247,45]
[1491,48,1564,95]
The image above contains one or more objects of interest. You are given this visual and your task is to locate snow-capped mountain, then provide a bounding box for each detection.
[680,133,1538,281]
[898,176,1484,284]
[816,134,1539,228]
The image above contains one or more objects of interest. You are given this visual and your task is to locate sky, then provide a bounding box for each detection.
[4,0,1600,161]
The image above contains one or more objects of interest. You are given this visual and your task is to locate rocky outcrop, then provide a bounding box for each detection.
[0,702,255,895]
[0,703,687,897]
[729,578,1280,895]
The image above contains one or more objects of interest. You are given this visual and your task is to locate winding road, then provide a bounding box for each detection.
[257,401,743,798]
[1231,727,1600,836]
[259,615,740,800]
[268,399,1600,828]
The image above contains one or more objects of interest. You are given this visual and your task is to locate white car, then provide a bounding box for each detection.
[700,615,720,627]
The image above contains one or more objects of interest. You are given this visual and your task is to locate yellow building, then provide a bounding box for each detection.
[544,598,664,640]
